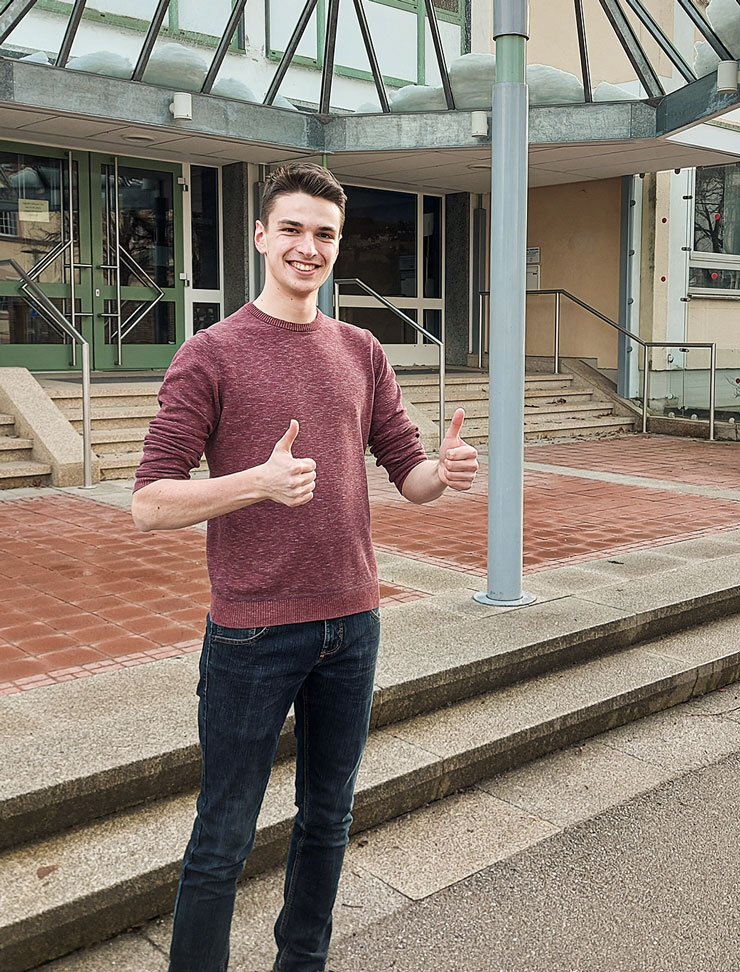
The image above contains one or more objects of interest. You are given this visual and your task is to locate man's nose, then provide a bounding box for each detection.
[296,233,318,256]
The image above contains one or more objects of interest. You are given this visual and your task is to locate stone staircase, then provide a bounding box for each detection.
[397,370,638,444]
[0,412,51,488]
[42,380,163,481]
[3,546,740,971]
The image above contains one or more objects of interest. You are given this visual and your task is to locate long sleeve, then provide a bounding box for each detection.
[133,333,221,491]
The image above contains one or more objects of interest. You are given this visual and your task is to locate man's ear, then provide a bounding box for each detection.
[254,219,267,254]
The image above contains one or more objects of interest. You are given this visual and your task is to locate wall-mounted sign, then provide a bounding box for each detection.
[527,246,541,264]
[18,199,50,223]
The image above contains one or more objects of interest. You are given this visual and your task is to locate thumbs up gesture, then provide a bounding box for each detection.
[260,420,317,507]
[437,408,479,491]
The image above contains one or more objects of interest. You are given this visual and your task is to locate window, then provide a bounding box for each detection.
[690,163,740,295]
[265,0,467,89]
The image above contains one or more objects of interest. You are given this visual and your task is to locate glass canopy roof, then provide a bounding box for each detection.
[0,0,737,114]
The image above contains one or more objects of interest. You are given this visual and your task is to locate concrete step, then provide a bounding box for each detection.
[418,399,608,422]
[3,596,740,972]
[4,553,740,853]
[0,413,16,436]
[399,376,577,406]
[43,381,162,411]
[455,414,637,444]
[90,428,147,456]
[0,437,34,462]
[62,406,158,431]
[0,459,51,489]
[99,452,145,480]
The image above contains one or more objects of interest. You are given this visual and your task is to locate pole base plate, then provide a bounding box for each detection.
[473,590,537,607]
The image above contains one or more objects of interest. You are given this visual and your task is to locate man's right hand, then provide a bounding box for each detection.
[258,420,316,507]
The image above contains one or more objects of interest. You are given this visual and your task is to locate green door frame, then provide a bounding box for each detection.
[88,153,185,371]
[0,142,93,372]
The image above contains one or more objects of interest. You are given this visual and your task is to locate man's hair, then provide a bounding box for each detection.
[260,162,346,229]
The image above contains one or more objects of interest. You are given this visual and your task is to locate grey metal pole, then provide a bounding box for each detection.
[554,291,561,375]
[475,0,535,608]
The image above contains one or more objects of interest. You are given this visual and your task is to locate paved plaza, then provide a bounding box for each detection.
[2,433,740,696]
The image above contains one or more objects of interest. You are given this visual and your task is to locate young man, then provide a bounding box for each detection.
[132,162,478,972]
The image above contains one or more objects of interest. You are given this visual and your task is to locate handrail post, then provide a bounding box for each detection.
[80,341,94,488]
[709,343,716,442]
[642,348,649,434]
[478,292,484,370]
[333,280,340,319]
[554,290,561,375]
[439,345,445,449]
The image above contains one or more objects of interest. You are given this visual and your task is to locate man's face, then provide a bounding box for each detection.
[255,191,342,299]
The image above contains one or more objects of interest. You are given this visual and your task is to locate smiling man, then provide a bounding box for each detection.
[131,162,478,972]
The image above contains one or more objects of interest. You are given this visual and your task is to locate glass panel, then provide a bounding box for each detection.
[423,308,441,342]
[689,266,740,291]
[422,196,442,298]
[694,164,740,257]
[191,166,220,290]
[0,151,78,283]
[104,299,175,345]
[339,306,417,344]
[101,165,175,288]
[335,186,417,297]
[648,348,712,420]
[193,302,222,332]
[0,295,80,345]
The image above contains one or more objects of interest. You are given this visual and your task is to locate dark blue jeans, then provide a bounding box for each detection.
[168,609,381,972]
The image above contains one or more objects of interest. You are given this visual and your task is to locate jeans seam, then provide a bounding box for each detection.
[319,619,344,659]
[277,687,310,953]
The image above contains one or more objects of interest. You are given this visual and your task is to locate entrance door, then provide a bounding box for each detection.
[90,155,185,370]
[0,144,93,371]
[0,143,185,371]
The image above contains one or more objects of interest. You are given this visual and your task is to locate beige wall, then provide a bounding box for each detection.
[525,178,622,370]
[480,0,688,84]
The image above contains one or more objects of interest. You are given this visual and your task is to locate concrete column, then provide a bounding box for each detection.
[222,162,251,315]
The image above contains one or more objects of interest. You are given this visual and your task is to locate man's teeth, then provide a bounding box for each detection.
[291,262,317,271]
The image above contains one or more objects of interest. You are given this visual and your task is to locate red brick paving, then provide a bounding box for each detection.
[1,435,739,695]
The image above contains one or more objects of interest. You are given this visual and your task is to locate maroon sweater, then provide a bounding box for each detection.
[134,303,427,626]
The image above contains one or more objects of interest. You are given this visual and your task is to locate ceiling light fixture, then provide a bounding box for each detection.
[122,132,158,143]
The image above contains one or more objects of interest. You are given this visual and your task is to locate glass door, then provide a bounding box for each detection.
[89,155,185,370]
[0,144,93,370]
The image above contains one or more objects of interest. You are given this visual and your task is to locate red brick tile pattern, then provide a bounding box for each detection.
[2,435,739,695]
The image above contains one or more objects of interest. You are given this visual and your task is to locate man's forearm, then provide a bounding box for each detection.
[131,468,267,531]
[401,459,447,505]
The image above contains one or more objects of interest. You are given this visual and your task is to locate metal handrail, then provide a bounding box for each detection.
[478,288,717,441]
[0,258,94,485]
[333,277,446,447]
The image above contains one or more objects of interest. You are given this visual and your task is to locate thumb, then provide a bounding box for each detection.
[445,408,465,442]
[275,419,299,453]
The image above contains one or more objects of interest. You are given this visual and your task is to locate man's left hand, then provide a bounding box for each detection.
[437,408,479,491]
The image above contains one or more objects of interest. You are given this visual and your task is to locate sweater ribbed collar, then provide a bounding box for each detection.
[247,301,323,333]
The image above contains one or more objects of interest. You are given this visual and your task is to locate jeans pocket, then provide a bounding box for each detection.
[209,623,270,646]
[368,607,381,623]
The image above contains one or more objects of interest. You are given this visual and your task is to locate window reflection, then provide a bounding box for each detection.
[335,186,417,297]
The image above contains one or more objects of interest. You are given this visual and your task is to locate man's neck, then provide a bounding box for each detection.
[253,285,318,325]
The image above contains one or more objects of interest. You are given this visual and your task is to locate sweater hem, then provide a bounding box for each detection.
[210,582,380,627]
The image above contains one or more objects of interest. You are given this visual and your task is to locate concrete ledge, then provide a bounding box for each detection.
[0,369,100,486]
[3,618,740,972]
[5,553,740,851]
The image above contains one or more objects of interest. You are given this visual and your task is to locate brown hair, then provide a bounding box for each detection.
[260,162,346,229]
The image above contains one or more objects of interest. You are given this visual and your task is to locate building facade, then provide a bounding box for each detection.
[0,0,738,422]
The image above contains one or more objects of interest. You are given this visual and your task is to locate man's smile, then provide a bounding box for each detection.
[288,260,321,272]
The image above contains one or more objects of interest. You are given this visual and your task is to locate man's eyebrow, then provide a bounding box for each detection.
[276,218,338,232]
